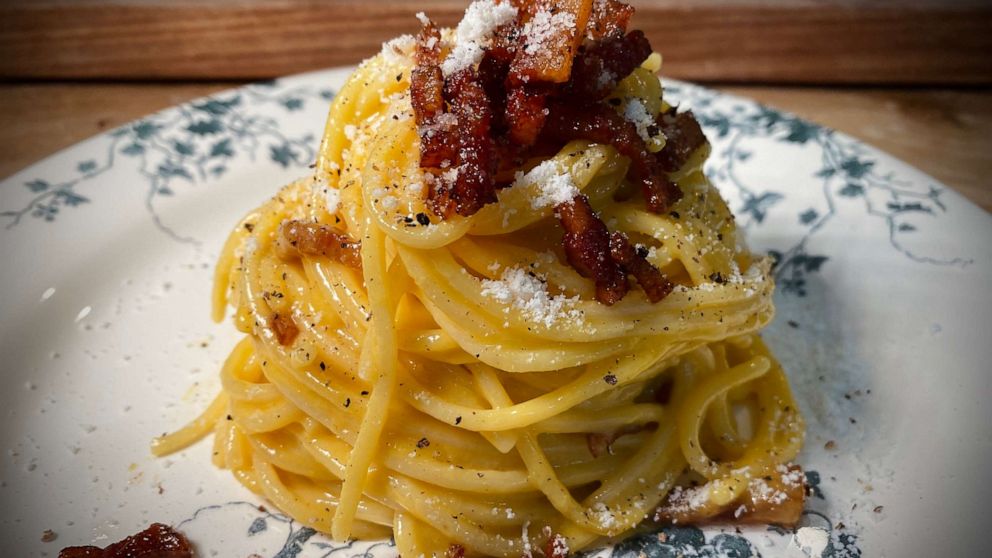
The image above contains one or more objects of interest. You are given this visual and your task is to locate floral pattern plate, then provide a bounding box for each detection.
[1,68,989,558]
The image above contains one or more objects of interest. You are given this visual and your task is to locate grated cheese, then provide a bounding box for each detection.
[380,34,416,65]
[792,526,830,558]
[521,7,576,55]
[623,99,660,144]
[441,0,518,76]
[588,502,617,529]
[324,187,341,214]
[512,160,579,209]
[480,267,584,328]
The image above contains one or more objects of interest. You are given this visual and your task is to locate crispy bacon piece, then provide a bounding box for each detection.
[478,53,512,136]
[446,543,465,558]
[428,69,499,218]
[411,19,457,167]
[509,0,593,85]
[58,523,192,558]
[657,109,706,172]
[409,0,695,303]
[271,313,299,346]
[567,30,652,101]
[558,195,673,304]
[586,0,634,39]
[505,85,549,147]
[557,195,628,305]
[278,219,362,268]
[609,232,673,302]
[544,532,570,558]
[654,464,806,528]
[542,102,681,213]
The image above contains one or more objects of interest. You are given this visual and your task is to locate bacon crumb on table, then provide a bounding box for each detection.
[654,464,807,528]
[410,0,710,304]
[58,523,193,558]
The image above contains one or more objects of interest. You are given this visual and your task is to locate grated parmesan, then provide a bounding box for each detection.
[441,1,518,76]
[512,160,579,209]
[480,267,584,328]
[324,187,341,214]
[521,7,576,55]
[380,34,416,65]
[792,526,830,558]
[623,99,660,145]
[588,502,617,529]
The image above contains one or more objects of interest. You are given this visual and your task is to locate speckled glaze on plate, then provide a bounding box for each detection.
[1,68,989,558]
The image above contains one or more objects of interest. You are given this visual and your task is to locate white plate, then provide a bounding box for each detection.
[1,68,989,558]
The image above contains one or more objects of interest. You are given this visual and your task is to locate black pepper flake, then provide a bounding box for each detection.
[243,223,255,232]
[788,320,799,329]
[604,374,618,385]
[396,73,403,82]
[669,211,680,219]
[455,416,462,425]
[226,414,233,421]
[361,390,369,396]
[344,398,351,408]
[416,212,431,226]
[635,245,650,258]
[709,272,725,284]
[416,437,430,449]
[319,361,326,371]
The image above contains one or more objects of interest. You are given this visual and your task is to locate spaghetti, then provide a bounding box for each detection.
[154,1,805,556]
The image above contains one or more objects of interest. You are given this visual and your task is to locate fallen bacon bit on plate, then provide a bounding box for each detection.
[544,532,571,558]
[654,464,807,528]
[58,523,193,558]
[277,219,362,268]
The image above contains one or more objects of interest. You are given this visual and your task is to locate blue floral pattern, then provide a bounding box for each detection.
[1,81,333,243]
[665,82,972,296]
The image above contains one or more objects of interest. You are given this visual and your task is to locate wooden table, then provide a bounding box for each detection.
[1,0,990,212]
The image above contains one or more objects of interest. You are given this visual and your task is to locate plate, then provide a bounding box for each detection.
[1,68,989,557]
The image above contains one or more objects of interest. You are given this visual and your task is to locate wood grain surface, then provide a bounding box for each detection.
[1,0,991,84]
[1,82,988,212]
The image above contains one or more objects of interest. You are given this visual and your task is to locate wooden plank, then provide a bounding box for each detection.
[1,83,989,212]
[0,0,990,84]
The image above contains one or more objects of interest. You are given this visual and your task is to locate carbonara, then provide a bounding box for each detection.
[154,1,806,556]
